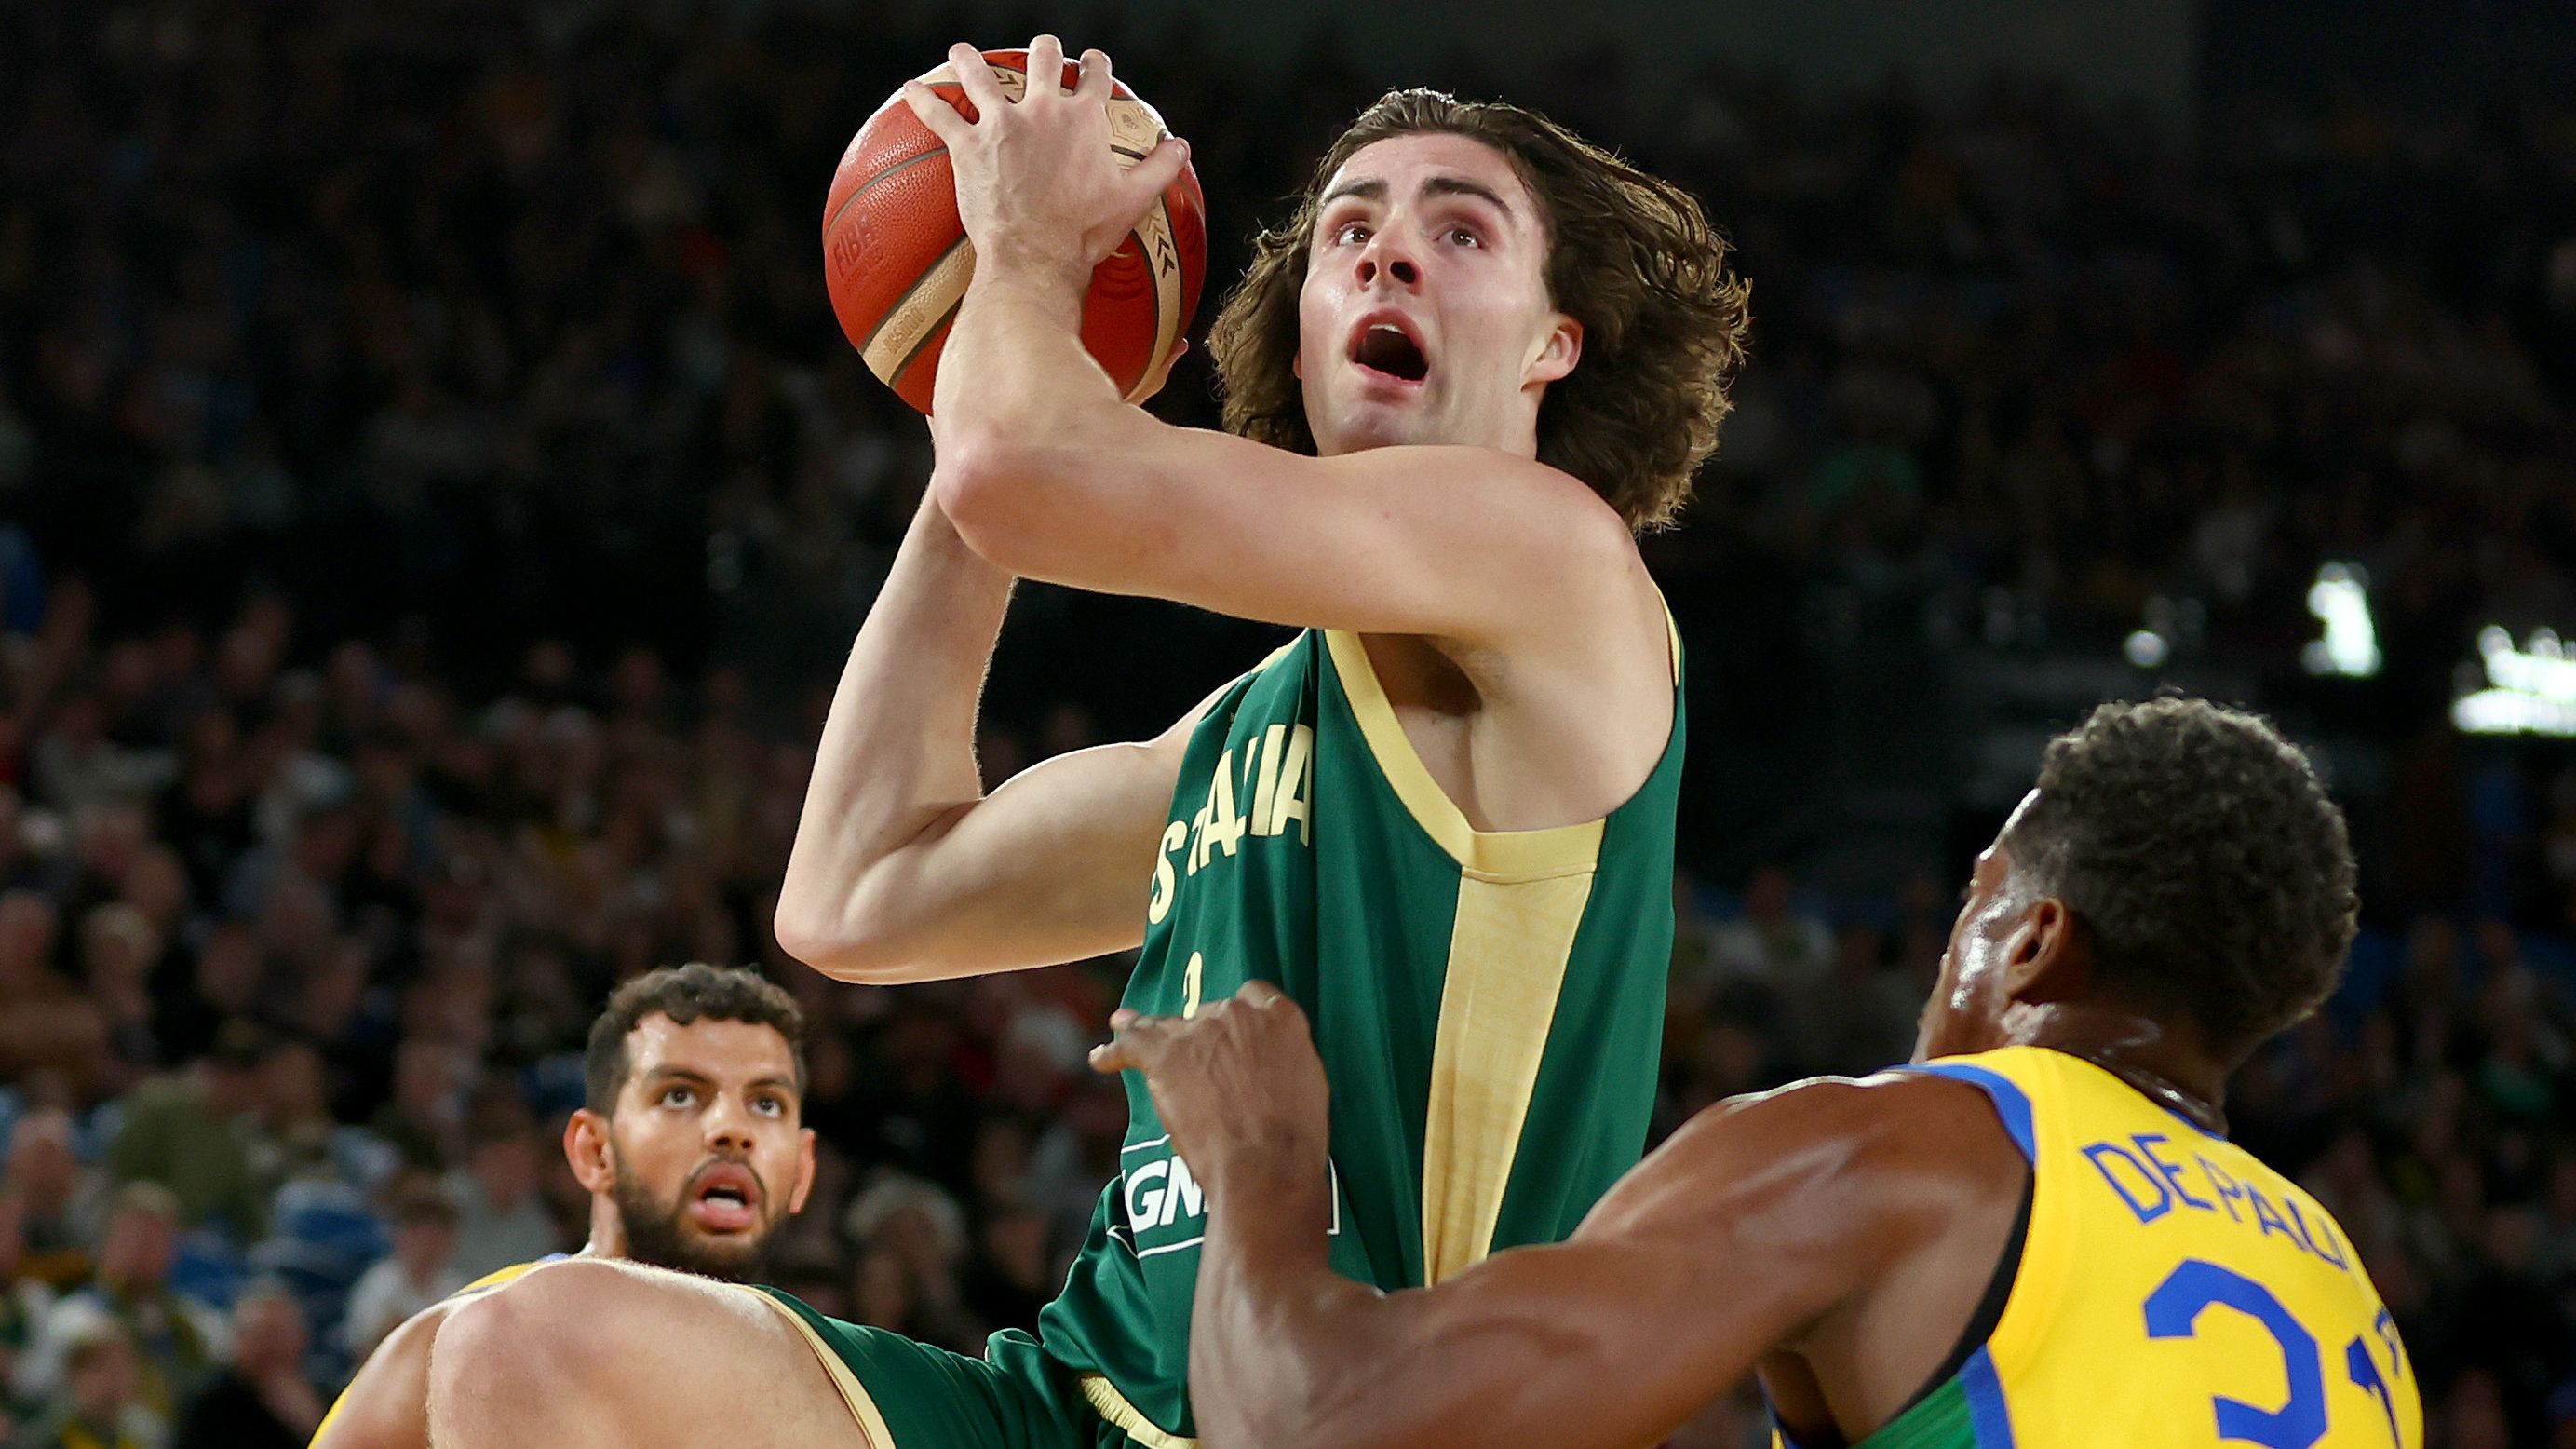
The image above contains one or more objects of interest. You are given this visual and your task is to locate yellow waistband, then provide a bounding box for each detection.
[1078,1375,1198,1449]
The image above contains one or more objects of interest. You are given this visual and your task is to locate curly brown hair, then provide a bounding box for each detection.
[1207,89,1750,531]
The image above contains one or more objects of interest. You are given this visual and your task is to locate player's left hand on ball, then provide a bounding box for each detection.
[901,35,1190,285]
[1090,982,1329,1184]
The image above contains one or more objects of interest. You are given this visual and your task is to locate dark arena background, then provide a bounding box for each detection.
[4,0,2576,1444]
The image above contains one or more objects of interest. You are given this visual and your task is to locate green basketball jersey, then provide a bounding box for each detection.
[1035,625,1685,1442]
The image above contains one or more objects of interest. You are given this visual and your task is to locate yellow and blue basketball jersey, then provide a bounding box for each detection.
[1783,1046,2422,1449]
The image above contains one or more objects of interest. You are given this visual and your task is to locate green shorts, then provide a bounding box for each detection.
[750,1287,1188,1449]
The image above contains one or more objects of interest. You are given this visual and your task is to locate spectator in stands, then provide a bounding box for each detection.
[9,1319,150,1449]
[959,1197,1053,1340]
[101,1022,274,1242]
[0,1190,55,1442]
[337,1190,464,1359]
[1706,864,1834,984]
[18,1185,223,1442]
[169,1281,323,1449]
[373,1037,467,1168]
[842,1173,977,1351]
[0,893,105,1094]
[440,1125,560,1283]
[72,907,155,1097]
[3,1116,88,1291]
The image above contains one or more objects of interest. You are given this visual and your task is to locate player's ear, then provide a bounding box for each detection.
[788,1128,818,1215]
[564,1108,615,1195]
[1526,312,1582,386]
[2001,898,2089,1007]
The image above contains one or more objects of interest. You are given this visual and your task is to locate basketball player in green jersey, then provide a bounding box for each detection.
[1101,697,2423,1449]
[423,34,1747,1449]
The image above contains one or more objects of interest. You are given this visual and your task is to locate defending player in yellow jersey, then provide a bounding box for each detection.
[310,965,815,1449]
[1102,696,2422,1449]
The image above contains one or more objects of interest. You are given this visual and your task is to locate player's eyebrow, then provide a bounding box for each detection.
[1320,174,1517,225]
[1420,174,1515,222]
[644,1065,795,1096]
[1320,177,1388,209]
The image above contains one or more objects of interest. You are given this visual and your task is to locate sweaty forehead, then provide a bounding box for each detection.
[1325,133,1540,225]
[623,1013,796,1090]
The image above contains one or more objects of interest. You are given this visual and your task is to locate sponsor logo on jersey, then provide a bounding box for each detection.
[1108,1134,1341,1259]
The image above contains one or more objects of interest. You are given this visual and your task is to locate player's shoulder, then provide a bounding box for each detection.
[1584,1072,2019,1260]
[1668,1070,2026,1191]
[1399,444,1636,539]
[368,1259,566,1370]
[315,1258,570,1447]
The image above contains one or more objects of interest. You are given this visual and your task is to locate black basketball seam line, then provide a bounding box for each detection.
[1140,195,1169,398]
[825,83,1153,246]
[895,294,967,394]
[831,132,1144,244]
[822,145,948,247]
[862,233,971,361]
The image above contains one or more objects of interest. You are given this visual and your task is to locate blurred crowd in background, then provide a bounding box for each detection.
[2,1,2575,1446]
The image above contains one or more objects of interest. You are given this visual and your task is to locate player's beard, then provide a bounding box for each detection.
[608,1153,775,1282]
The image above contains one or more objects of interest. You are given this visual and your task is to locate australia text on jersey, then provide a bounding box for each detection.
[1146,722,1317,925]
[1108,1134,1342,1261]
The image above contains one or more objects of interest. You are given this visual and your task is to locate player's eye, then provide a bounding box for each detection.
[752,1095,785,1117]
[1333,222,1370,246]
[1446,226,1483,248]
[661,1085,697,1108]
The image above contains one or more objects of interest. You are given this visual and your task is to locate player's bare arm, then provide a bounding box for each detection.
[772,458,1227,986]
[308,1300,448,1449]
[902,41,1670,771]
[1093,985,2027,1449]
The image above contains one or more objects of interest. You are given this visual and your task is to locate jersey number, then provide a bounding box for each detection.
[2143,1260,2404,1448]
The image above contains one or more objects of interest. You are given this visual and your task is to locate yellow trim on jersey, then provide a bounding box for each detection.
[454,1259,552,1296]
[1418,867,1599,1283]
[1078,1374,1200,1449]
[1320,630,1604,881]
[747,1288,903,1449]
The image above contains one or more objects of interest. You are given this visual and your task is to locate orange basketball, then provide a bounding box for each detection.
[822,49,1208,415]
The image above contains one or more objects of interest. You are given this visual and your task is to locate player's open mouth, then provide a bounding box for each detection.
[1347,312,1431,385]
[688,1163,762,1233]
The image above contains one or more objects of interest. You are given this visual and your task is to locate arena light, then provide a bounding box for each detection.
[2453,627,2576,738]
[2124,630,2169,669]
[2302,563,2380,678]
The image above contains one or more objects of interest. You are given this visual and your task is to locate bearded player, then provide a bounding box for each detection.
[313,964,813,1449]
[425,34,1747,1449]
[1105,698,2422,1449]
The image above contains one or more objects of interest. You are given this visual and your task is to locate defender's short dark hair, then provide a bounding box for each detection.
[2006,697,2359,1058]
[583,964,807,1116]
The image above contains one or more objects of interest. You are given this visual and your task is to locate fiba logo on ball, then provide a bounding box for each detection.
[828,223,864,283]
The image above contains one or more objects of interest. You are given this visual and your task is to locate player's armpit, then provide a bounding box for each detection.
[933,405,1649,650]
[1187,1076,1984,1449]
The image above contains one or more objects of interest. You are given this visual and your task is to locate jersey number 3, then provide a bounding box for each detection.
[2144,1259,2405,1448]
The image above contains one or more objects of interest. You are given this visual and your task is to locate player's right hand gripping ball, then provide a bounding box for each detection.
[821,48,1208,414]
